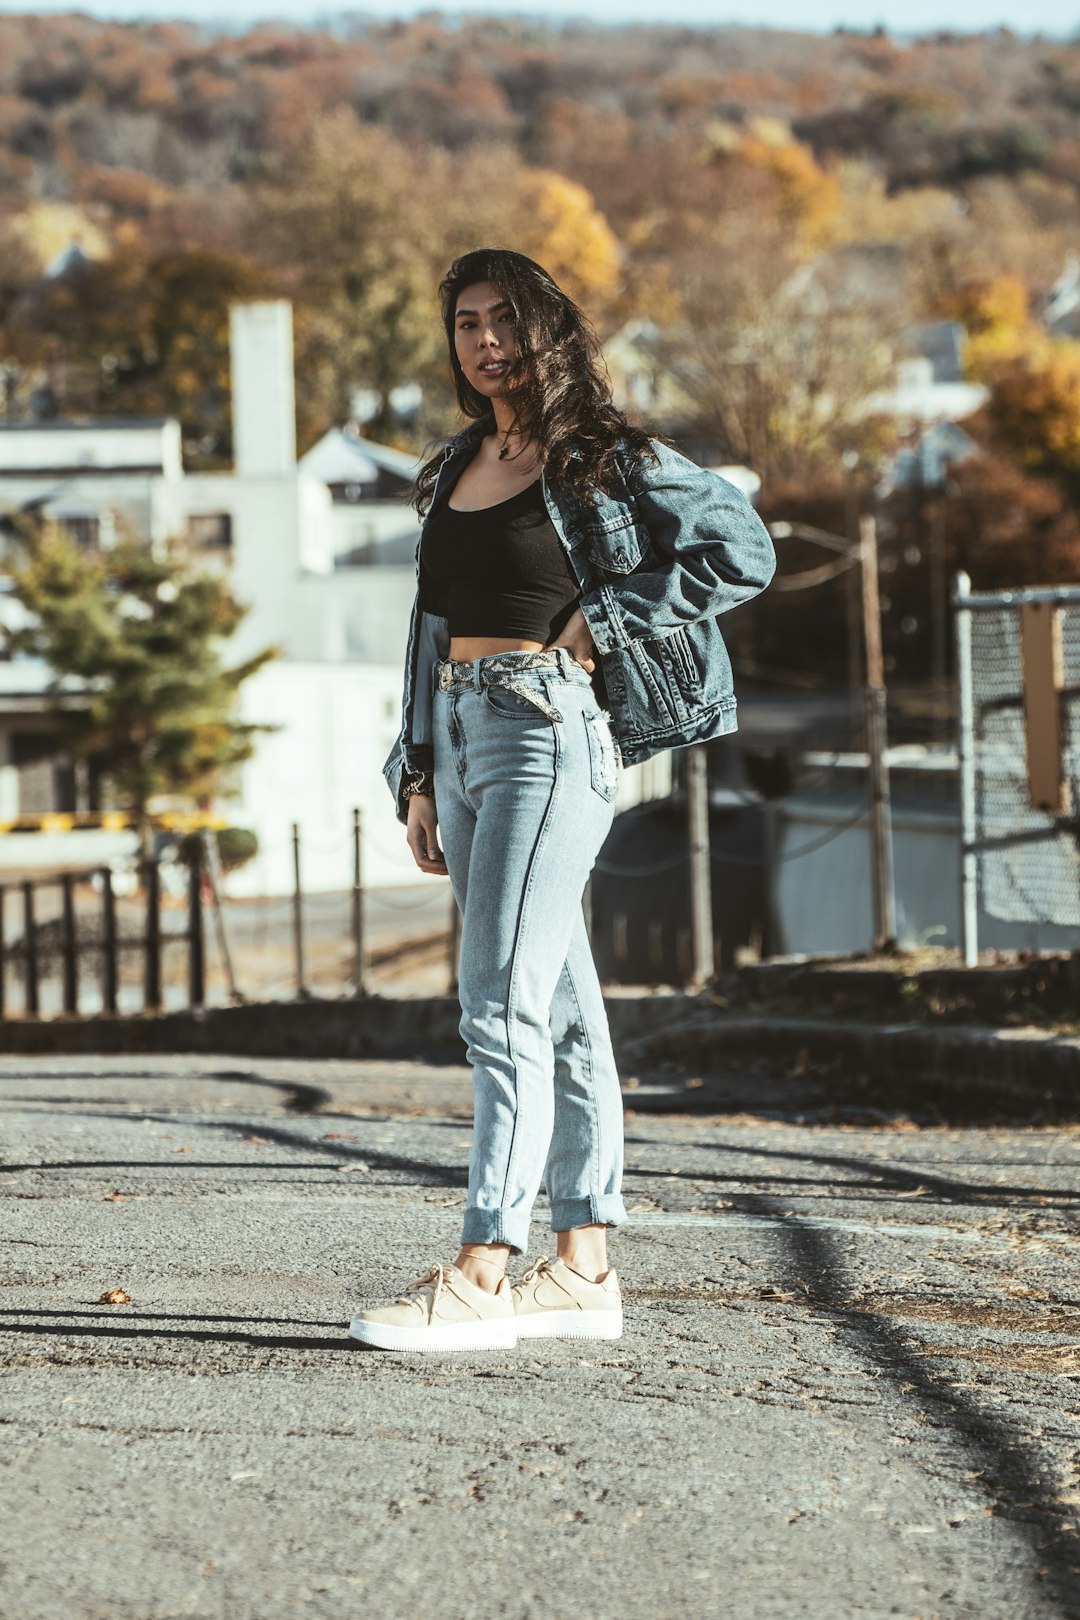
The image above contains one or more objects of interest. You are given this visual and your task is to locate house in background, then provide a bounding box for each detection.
[858,321,988,427]
[298,426,420,567]
[1043,254,1080,338]
[877,419,982,500]
[604,319,694,426]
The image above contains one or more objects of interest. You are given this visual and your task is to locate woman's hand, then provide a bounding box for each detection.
[546,607,597,673]
[406,794,448,875]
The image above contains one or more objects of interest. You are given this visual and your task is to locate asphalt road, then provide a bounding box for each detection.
[0,1054,1078,1620]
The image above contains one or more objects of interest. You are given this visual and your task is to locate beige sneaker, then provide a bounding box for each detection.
[511,1256,623,1341]
[347,1263,517,1353]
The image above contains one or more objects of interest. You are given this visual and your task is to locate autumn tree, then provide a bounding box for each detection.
[940,451,1080,586]
[253,113,624,446]
[949,274,1080,491]
[503,169,620,312]
[717,118,842,252]
[947,273,1034,374]
[661,206,896,481]
[24,243,267,460]
[977,340,1080,484]
[251,111,447,445]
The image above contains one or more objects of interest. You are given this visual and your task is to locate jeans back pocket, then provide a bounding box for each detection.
[584,709,619,802]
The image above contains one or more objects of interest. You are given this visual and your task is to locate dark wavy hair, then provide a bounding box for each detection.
[414,247,654,515]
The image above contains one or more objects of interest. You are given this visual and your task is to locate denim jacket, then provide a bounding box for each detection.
[382,420,776,821]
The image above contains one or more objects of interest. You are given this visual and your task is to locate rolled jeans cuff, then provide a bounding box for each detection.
[548,1194,628,1233]
[461,1205,532,1257]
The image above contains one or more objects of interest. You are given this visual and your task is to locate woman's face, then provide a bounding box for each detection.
[453,280,518,397]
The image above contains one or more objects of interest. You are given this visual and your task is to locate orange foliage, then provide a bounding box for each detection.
[513,170,620,310]
[656,75,728,117]
[713,72,792,105]
[256,59,357,150]
[131,63,178,115]
[76,166,177,219]
[946,272,1031,365]
[945,452,1080,586]
[184,66,235,108]
[980,339,1080,475]
[787,75,834,115]
[732,128,841,250]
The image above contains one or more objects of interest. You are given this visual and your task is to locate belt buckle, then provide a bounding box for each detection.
[438,663,452,691]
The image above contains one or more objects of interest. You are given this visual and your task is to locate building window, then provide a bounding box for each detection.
[58,516,100,552]
[188,513,233,552]
[11,733,75,815]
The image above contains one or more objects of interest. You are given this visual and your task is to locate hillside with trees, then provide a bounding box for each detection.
[2,11,1080,689]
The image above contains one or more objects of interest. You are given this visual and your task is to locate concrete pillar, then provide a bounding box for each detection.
[230,302,296,478]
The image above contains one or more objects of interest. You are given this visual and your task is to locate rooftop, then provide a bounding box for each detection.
[0,418,175,432]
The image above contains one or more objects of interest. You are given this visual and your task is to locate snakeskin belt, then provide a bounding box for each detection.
[435,650,569,722]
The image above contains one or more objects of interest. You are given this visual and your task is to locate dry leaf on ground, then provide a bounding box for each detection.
[98,1288,132,1305]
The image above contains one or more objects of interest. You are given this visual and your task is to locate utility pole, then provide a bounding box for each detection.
[842,449,863,721]
[860,514,897,950]
[685,745,714,988]
[201,828,241,1003]
[928,499,949,747]
[954,572,978,967]
[291,821,307,1000]
[351,807,366,997]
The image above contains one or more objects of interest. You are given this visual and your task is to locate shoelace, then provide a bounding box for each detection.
[514,1256,554,1295]
[397,1262,449,1317]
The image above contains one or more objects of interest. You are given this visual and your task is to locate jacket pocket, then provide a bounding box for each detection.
[614,619,735,738]
[586,515,651,575]
[665,625,700,695]
[624,638,679,728]
[654,617,734,727]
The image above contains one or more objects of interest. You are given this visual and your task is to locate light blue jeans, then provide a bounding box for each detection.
[432,648,629,1256]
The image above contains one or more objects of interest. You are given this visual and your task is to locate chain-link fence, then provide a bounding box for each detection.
[955,575,1080,963]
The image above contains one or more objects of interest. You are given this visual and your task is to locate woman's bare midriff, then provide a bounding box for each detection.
[449,637,546,660]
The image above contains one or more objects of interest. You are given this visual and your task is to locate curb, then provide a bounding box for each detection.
[619,1015,1080,1108]
[0,996,1074,1109]
[0,994,705,1062]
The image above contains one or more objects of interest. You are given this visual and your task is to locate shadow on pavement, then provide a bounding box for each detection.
[746,1188,1080,1620]
[621,1134,1080,1211]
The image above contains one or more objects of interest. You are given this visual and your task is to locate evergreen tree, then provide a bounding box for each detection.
[3,523,279,852]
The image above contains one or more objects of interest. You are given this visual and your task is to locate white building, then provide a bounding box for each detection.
[0,301,421,890]
[0,299,670,894]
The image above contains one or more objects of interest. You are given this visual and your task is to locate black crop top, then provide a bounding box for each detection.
[420,479,580,642]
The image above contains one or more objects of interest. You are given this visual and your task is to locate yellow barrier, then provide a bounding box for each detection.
[0,811,229,834]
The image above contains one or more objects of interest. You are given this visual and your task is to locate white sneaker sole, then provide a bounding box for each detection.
[514,1308,623,1341]
[347,1316,518,1353]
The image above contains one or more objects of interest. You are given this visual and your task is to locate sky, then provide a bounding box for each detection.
[0,0,1076,38]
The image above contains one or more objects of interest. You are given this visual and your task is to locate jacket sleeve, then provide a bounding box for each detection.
[381,589,415,826]
[577,443,776,656]
[382,562,446,824]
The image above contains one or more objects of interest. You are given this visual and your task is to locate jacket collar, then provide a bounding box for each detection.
[443,416,492,456]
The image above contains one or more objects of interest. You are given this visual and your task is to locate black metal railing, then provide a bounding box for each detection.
[0,854,204,1019]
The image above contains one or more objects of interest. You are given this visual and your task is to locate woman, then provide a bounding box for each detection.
[348,248,774,1353]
